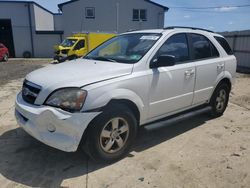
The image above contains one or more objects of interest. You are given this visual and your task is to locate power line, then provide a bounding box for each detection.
[179,9,250,13]
[169,4,250,10]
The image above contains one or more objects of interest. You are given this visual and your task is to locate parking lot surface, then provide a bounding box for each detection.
[0,59,250,188]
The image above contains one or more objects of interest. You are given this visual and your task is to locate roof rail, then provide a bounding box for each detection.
[164,26,214,33]
[126,29,140,32]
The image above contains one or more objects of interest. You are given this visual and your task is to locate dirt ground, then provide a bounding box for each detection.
[0,59,250,188]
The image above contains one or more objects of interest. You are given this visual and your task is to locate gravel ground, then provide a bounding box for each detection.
[0,59,50,86]
[0,59,250,188]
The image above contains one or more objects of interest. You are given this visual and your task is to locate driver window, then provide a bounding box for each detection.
[74,40,85,50]
[156,33,189,64]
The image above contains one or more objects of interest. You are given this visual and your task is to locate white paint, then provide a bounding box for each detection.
[15,28,237,152]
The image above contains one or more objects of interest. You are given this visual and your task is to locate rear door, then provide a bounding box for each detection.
[148,33,196,118]
[188,33,224,105]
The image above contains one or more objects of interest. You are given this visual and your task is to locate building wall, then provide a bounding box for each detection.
[30,6,62,58]
[0,2,62,58]
[0,0,165,58]
[0,2,32,57]
[33,4,54,31]
[117,0,165,32]
[54,14,63,31]
[62,0,165,37]
[32,34,61,57]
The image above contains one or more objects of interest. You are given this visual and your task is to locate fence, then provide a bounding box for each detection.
[220,30,250,73]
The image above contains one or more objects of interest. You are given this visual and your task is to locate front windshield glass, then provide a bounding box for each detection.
[61,39,77,47]
[84,33,162,64]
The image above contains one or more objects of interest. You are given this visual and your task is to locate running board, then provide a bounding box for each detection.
[143,106,212,129]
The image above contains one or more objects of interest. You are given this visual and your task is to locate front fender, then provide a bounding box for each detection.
[83,88,145,115]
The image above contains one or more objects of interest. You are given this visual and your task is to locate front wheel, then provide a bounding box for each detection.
[210,83,230,117]
[83,104,138,163]
[3,54,8,62]
[68,55,78,61]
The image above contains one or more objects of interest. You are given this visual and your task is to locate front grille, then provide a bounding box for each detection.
[61,49,69,54]
[22,80,41,105]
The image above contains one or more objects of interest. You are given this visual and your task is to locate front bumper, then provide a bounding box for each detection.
[54,55,68,62]
[15,93,100,152]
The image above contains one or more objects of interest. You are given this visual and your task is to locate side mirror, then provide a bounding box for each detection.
[150,55,175,69]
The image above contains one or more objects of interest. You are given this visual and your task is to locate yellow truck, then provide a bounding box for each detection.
[54,32,116,62]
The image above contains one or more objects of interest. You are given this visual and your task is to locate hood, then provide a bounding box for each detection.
[54,45,71,51]
[26,59,133,90]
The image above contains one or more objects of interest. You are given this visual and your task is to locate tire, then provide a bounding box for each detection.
[3,54,8,62]
[83,104,138,163]
[23,51,31,58]
[210,83,230,117]
[68,55,77,61]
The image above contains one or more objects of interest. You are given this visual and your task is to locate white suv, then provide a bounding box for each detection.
[15,27,236,162]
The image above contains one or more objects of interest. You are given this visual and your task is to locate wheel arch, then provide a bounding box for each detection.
[79,98,141,151]
[218,77,232,91]
[83,88,145,121]
[80,88,144,146]
[104,99,140,126]
[209,76,232,103]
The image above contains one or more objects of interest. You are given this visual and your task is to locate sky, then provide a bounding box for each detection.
[4,0,250,32]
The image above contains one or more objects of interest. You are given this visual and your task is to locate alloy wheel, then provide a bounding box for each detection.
[215,89,227,112]
[99,117,130,154]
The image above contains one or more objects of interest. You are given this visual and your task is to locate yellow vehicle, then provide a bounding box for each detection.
[54,32,116,62]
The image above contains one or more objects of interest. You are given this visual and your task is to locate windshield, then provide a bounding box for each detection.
[61,39,77,47]
[84,33,162,64]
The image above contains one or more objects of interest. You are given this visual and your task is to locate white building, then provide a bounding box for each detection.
[0,0,168,58]
[0,1,63,58]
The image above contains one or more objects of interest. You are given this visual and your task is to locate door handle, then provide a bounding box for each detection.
[185,69,195,77]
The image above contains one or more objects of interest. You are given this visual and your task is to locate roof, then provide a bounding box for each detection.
[145,0,168,11]
[0,0,62,15]
[58,0,168,11]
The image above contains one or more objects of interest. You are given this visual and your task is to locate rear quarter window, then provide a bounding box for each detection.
[214,36,233,55]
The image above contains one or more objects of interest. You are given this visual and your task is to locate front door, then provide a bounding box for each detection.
[148,33,195,118]
[73,39,87,57]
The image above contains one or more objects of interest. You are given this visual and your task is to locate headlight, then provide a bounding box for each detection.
[45,88,87,112]
[61,49,69,54]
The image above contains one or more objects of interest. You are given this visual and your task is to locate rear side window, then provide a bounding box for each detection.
[190,34,219,60]
[214,36,233,55]
[157,33,189,63]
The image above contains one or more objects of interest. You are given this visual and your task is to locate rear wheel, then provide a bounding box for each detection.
[83,104,138,163]
[210,83,230,117]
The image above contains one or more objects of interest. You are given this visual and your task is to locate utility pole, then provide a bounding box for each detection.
[116,2,119,33]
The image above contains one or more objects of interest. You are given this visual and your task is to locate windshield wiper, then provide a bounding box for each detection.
[86,56,117,62]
